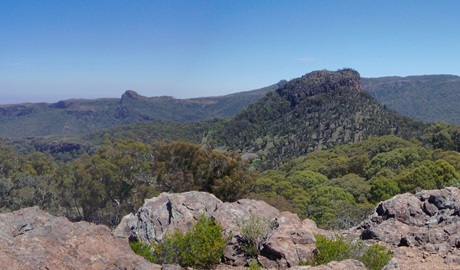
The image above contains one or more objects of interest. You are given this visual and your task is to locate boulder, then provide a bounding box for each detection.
[263,212,317,267]
[214,198,281,267]
[417,187,460,210]
[372,193,427,227]
[113,191,223,243]
[213,198,280,235]
[0,206,159,270]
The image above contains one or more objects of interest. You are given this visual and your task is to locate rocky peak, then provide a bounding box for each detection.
[276,68,361,107]
[121,90,144,100]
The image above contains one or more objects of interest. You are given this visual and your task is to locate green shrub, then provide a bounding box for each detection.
[309,234,393,270]
[176,214,227,268]
[129,240,156,263]
[131,214,227,269]
[151,231,185,265]
[312,234,352,265]
[247,258,262,270]
[360,244,393,270]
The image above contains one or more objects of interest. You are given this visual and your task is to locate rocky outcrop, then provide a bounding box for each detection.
[0,206,160,270]
[276,69,361,107]
[114,191,222,243]
[354,187,460,268]
[115,191,321,269]
[261,212,318,268]
[122,90,145,100]
[4,188,460,269]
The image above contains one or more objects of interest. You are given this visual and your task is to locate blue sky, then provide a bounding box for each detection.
[1,0,459,104]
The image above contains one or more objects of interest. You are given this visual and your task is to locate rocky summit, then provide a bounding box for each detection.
[1,188,460,269]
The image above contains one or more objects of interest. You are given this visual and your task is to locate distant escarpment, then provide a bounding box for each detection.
[212,69,425,169]
[0,83,278,137]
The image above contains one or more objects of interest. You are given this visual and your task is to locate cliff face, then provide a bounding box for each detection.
[1,188,459,269]
[276,69,361,107]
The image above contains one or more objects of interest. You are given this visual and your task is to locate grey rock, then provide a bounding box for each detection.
[264,212,317,267]
[213,198,280,235]
[417,187,460,210]
[114,191,223,243]
[373,193,427,227]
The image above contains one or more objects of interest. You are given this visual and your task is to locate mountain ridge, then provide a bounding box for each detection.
[0,83,279,137]
[362,74,460,124]
[1,71,459,138]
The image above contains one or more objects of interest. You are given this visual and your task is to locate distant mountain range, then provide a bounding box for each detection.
[361,75,460,124]
[0,83,279,137]
[0,72,459,138]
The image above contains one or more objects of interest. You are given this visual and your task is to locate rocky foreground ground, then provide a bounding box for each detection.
[1,188,460,269]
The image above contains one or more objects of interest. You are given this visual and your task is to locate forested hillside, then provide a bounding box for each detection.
[0,138,256,226]
[362,75,460,124]
[212,69,426,169]
[1,133,460,231]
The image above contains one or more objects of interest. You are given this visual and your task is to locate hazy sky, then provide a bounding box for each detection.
[1,0,459,104]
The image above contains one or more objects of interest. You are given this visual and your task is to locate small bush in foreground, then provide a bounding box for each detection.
[237,212,276,257]
[309,234,393,270]
[312,234,353,265]
[131,214,227,269]
[129,240,155,262]
[360,244,393,270]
